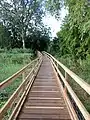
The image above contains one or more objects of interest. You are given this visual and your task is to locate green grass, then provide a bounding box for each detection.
[0,52,34,82]
[0,49,34,109]
[0,64,23,82]
[0,78,22,108]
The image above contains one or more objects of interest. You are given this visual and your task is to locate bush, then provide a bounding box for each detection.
[7,48,34,54]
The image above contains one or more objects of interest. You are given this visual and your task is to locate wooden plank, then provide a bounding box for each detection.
[31,87,59,91]
[24,103,65,107]
[22,108,70,114]
[18,118,71,120]
[18,114,71,119]
[32,86,58,87]
[25,99,62,103]
[34,81,57,85]
[29,92,61,98]
[28,97,62,100]
[31,91,59,92]
[25,106,65,109]
[8,73,36,120]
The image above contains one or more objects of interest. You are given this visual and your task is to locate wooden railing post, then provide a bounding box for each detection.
[56,62,58,73]
[22,71,25,92]
[56,62,58,68]
[65,72,68,81]
[33,69,35,77]
[65,72,68,92]
[63,72,69,98]
[22,71,25,81]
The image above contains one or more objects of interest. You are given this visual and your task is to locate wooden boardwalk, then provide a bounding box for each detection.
[0,53,90,120]
[17,56,71,120]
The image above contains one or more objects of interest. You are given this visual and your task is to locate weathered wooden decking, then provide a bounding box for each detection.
[17,56,71,120]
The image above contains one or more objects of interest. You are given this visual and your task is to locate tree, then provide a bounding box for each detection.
[25,25,50,51]
[49,37,60,55]
[46,0,90,60]
[45,0,63,18]
[0,0,44,49]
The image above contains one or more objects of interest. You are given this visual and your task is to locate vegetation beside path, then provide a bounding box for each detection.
[49,52,90,113]
[0,48,34,108]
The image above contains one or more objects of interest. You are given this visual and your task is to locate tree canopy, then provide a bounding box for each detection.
[48,0,90,60]
[0,0,50,51]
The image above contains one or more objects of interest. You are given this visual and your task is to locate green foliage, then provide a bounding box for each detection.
[45,0,63,18]
[53,0,90,60]
[46,0,90,60]
[7,48,34,54]
[25,27,50,51]
[0,49,34,82]
[0,78,22,108]
[49,37,60,55]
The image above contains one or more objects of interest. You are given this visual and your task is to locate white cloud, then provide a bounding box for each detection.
[43,14,61,38]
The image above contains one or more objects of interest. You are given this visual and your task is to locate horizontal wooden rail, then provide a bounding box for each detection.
[0,52,42,120]
[43,51,90,120]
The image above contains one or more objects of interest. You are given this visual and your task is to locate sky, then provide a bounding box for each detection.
[43,8,68,38]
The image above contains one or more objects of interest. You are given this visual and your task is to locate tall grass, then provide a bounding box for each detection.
[0,48,34,108]
[0,49,34,82]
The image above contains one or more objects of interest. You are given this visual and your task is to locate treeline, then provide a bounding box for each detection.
[49,0,90,61]
[0,0,50,51]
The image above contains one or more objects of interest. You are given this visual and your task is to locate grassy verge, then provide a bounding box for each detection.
[0,49,34,108]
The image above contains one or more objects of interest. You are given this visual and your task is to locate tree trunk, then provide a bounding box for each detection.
[22,30,25,49]
[22,39,25,49]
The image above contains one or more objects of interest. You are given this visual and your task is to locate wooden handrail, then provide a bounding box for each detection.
[43,51,90,120]
[0,52,42,120]
[52,59,90,120]
[44,51,90,95]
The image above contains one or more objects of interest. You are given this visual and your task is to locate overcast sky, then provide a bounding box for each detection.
[43,8,68,38]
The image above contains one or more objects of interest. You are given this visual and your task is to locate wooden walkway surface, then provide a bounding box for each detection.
[17,56,71,120]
